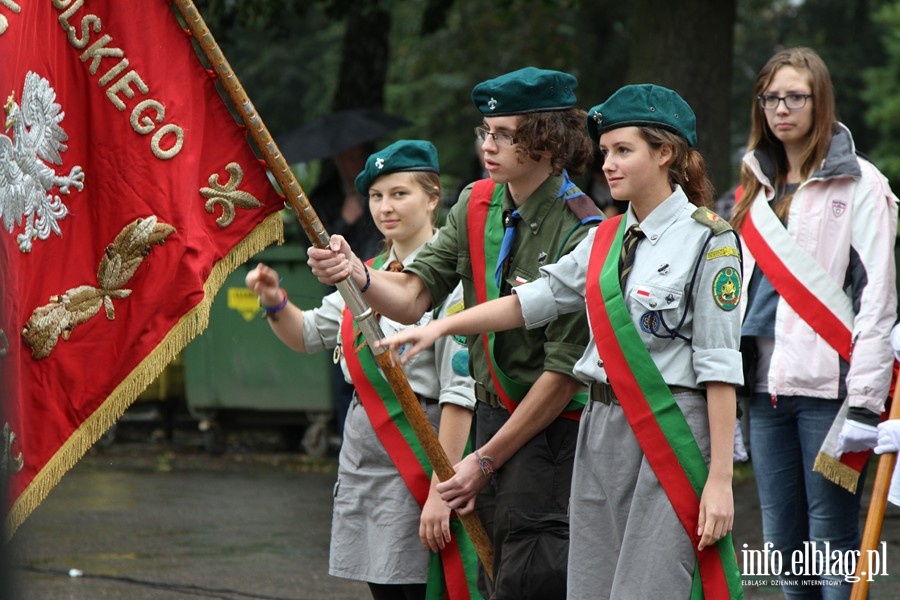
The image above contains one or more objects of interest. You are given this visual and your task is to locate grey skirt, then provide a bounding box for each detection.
[567,390,711,600]
[329,394,441,584]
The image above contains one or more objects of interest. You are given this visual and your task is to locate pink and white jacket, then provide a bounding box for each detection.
[739,123,898,414]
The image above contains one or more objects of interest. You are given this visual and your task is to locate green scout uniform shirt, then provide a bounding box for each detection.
[405,174,594,396]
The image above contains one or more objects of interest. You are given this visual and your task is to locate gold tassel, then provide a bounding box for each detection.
[813,451,861,494]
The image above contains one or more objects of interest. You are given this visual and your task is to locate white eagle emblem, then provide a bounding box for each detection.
[1,71,85,253]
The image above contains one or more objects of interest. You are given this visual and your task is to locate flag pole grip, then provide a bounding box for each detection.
[850,369,900,600]
[172,0,493,580]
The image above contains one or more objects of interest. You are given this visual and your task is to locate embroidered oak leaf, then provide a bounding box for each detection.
[98,217,175,290]
[201,162,263,227]
[22,216,175,359]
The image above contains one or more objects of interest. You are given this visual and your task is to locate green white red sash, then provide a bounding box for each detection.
[467,178,586,419]
[340,256,480,600]
[736,187,869,492]
[585,215,743,599]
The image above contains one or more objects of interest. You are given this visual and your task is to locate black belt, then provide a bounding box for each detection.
[416,393,438,405]
[473,382,503,408]
[589,382,700,405]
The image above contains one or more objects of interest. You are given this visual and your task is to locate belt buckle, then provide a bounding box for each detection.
[474,381,502,408]
[591,383,617,406]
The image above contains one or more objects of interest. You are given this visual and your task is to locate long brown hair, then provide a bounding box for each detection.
[514,108,594,177]
[379,171,442,257]
[639,127,715,208]
[731,47,836,230]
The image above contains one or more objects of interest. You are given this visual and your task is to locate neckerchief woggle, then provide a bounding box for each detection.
[735,186,870,492]
[340,255,480,600]
[467,178,586,420]
[585,215,743,599]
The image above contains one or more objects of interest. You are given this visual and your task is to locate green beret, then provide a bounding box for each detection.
[472,67,578,116]
[354,140,440,197]
[586,84,697,147]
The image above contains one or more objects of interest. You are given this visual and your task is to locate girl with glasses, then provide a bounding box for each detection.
[730,47,898,598]
[375,84,746,599]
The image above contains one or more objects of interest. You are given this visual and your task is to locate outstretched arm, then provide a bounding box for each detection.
[245,263,308,352]
[377,294,526,364]
[307,235,432,324]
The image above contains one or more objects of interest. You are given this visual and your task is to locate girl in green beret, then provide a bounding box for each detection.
[375,84,745,599]
[247,140,481,600]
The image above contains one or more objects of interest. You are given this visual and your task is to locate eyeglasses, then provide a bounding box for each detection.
[475,126,517,147]
[758,94,813,111]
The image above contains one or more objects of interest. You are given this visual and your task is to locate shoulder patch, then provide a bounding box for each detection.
[691,206,732,235]
[712,267,741,311]
[565,193,604,225]
[445,300,465,317]
[451,349,470,376]
[706,246,740,261]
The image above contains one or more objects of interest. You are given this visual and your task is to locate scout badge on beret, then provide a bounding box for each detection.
[354,139,440,197]
[471,66,578,116]
[586,84,697,147]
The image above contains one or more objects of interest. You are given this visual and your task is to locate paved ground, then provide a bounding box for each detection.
[7,421,900,599]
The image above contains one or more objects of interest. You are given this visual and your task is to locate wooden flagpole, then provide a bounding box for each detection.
[171,0,493,580]
[850,370,900,599]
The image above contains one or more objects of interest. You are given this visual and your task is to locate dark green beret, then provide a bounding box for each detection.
[472,67,578,116]
[586,84,697,147]
[354,140,440,197]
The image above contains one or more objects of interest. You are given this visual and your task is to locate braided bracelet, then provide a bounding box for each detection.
[474,449,495,477]
[260,288,288,320]
[360,263,372,293]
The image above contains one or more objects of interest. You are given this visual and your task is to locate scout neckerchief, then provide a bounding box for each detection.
[467,178,587,420]
[340,256,480,600]
[736,186,870,492]
[584,215,743,600]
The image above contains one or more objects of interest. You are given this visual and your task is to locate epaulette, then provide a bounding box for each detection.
[565,192,604,225]
[691,206,732,235]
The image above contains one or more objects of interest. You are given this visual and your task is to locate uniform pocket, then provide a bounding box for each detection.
[629,281,684,343]
[629,281,683,312]
[503,265,539,289]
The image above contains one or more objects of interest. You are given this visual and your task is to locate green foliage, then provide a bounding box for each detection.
[195,0,900,195]
[387,0,628,193]
[195,0,343,138]
[864,1,900,185]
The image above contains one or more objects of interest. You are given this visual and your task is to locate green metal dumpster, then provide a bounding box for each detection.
[183,243,334,455]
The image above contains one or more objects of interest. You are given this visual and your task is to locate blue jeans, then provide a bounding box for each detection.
[749,393,866,599]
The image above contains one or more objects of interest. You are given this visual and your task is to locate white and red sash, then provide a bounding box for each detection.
[738,187,870,491]
[740,188,853,361]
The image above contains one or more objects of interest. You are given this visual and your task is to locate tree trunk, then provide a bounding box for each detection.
[626,0,737,196]
[332,4,391,110]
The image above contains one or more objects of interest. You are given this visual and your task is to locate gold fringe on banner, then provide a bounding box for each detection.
[813,451,861,494]
[6,212,285,539]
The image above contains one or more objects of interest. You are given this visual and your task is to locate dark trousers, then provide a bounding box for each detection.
[473,403,577,600]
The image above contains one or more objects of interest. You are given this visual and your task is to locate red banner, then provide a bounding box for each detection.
[0,0,284,535]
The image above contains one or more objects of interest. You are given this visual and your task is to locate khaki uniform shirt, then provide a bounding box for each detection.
[406,175,594,394]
